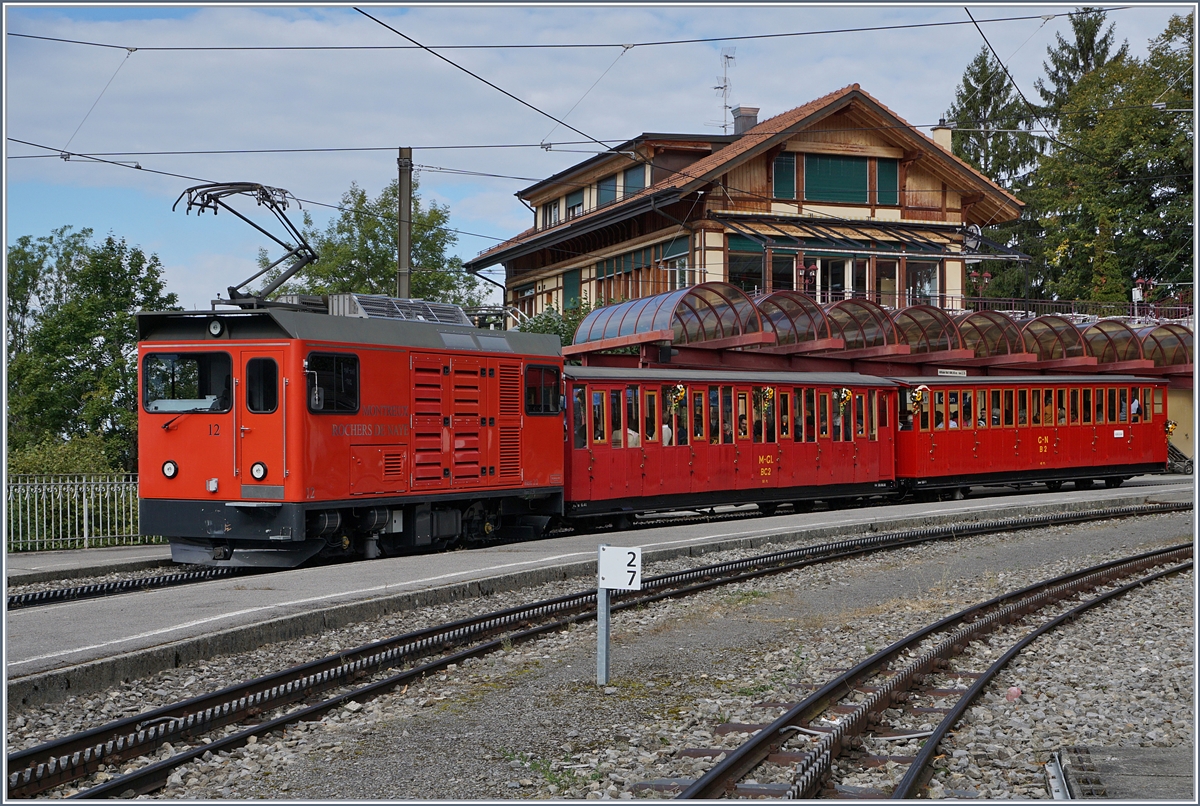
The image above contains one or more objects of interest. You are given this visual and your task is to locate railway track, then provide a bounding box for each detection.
[673,542,1193,799]
[6,500,1190,799]
[5,567,254,611]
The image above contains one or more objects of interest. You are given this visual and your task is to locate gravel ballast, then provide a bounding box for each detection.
[6,511,1193,799]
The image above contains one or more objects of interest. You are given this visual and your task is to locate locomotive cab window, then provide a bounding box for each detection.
[143,352,232,413]
[525,366,561,414]
[306,353,359,413]
[246,357,278,413]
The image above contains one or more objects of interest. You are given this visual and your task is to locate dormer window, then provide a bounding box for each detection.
[542,200,560,228]
[566,189,584,219]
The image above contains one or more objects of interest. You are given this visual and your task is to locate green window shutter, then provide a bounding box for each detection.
[727,235,764,253]
[773,153,796,199]
[563,269,581,310]
[597,174,617,206]
[804,155,868,203]
[877,159,899,206]
[566,189,584,207]
[623,165,645,196]
[661,238,688,260]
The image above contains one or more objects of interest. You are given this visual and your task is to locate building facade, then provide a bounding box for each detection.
[465,84,1026,323]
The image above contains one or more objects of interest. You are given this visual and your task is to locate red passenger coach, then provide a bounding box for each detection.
[138,303,564,567]
[893,376,1169,494]
[563,367,898,520]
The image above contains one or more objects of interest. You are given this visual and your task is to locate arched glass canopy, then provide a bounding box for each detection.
[890,305,961,354]
[1021,315,1087,361]
[953,310,1025,358]
[571,282,761,347]
[823,298,897,351]
[1137,323,1194,367]
[753,290,832,347]
[1080,320,1144,363]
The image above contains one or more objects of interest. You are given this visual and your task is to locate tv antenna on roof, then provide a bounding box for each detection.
[706,48,736,133]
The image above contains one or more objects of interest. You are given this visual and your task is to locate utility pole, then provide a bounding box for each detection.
[397,146,412,299]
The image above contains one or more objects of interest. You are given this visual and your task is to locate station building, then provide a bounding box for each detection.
[464,84,1194,460]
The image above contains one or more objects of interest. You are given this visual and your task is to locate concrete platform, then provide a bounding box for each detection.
[3,476,1192,707]
[1064,745,1195,800]
[5,544,172,584]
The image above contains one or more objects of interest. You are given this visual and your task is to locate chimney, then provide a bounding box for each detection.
[732,106,759,135]
[931,118,953,151]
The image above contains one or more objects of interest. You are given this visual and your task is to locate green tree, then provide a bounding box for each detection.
[6,225,93,363]
[1035,7,1129,115]
[1034,12,1192,301]
[7,232,179,470]
[517,297,595,350]
[947,46,1041,186]
[257,178,485,307]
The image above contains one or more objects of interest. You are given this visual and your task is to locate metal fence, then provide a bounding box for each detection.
[6,474,161,553]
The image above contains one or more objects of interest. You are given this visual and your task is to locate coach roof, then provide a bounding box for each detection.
[565,366,897,386]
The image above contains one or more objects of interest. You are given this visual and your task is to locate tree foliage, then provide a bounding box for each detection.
[257,178,486,308]
[1035,7,1129,115]
[947,46,1041,186]
[516,298,595,350]
[1033,12,1193,301]
[7,229,179,472]
[945,11,1190,306]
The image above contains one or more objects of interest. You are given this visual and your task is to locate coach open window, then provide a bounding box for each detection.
[572,387,587,448]
[143,352,232,414]
[306,353,359,413]
[590,390,607,444]
[644,389,659,444]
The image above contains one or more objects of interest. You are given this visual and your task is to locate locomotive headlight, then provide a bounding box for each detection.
[162,460,179,479]
[207,318,224,337]
[250,462,268,480]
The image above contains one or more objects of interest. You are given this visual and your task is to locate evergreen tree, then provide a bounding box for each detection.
[1035,7,1129,115]
[946,46,1041,186]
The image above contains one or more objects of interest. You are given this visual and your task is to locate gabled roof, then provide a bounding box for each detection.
[517,132,736,200]
[466,84,1023,272]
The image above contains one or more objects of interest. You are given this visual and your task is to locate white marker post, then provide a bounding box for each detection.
[597,544,642,686]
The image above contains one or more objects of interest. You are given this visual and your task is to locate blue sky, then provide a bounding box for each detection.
[5,3,1188,309]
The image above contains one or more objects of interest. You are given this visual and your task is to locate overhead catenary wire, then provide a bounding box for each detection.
[9,102,1184,163]
[353,7,617,156]
[61,47,135,151]
[5,8,1130,52]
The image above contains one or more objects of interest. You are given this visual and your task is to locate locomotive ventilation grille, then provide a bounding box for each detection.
[328,293,473,326]
[499,427,521,479]
[382,452,405,479]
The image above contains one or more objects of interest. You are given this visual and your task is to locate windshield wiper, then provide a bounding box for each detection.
[160,408,210,430]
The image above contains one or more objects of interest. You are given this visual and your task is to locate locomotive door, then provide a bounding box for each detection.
[450,357,485,488]
[238,349,285,498]
[410,354,451,490]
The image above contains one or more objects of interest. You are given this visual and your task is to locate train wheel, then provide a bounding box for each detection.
[1074,479,1095,490]
[791,500,815,513]
[758,502,778,516]
[1103,477,1124,489]
[1044,480,1064,492]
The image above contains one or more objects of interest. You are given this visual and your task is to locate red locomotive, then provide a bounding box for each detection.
[138,297,1170,567]
[138,298,564,567]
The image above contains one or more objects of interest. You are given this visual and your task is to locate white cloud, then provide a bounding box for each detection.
[6,3,1186,309]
